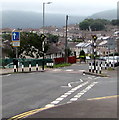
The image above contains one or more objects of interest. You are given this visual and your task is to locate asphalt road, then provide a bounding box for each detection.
[2,63,117,119]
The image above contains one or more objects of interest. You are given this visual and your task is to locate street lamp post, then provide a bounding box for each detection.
[42,2,52,71]
[65,15,68,63]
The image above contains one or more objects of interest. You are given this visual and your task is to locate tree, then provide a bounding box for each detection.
[2,32,49,58]
[79,20,90,30]
[90,21,105,31]
[79,19,109,31]
[111,19,119,26]
[47,33,59,43]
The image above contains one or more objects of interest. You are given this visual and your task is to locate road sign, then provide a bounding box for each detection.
[12,41,20,47]
[12,32,20,47]
[12,32,20,41]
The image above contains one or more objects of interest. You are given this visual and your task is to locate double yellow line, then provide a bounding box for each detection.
[7,95,119,120]
[7,107,50,120]
[87,95,119,100]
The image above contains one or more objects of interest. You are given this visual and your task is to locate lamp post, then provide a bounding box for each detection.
[42,2,52,71]
[65,15,68,63]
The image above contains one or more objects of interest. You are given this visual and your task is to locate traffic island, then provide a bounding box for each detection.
[83,71,108,77]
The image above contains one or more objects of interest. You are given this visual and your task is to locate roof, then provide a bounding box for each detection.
[76,42,91,48]
[46,44,62,55]
[99,40,108,46]
[97,36,110,40]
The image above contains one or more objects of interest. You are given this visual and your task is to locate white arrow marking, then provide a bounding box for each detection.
[61,79,84,88]
[80,79,83,82]
[68,83,72,87]
[13,33,16,39]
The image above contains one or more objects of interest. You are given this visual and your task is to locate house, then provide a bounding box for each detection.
[75,42,92,56]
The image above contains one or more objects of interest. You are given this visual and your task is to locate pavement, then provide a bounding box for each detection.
[0,64,118,77]
[0,66,49,75]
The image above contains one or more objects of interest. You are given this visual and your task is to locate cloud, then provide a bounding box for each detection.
[1,0,118,16]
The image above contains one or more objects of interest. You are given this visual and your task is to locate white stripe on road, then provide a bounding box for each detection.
[69,82,98,102]
[45,81,89,107]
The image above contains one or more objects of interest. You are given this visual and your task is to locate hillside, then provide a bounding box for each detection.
[89,9,117,20]
[1,10,85,29]
[1,9,117,29]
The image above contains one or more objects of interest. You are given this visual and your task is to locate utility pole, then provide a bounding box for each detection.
[65,15,68,63]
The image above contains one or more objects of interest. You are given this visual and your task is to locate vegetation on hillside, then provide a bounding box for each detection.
[79,19,112,31]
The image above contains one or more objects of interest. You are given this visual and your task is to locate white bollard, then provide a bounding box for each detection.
[22,64,24,72]
[36,63,39,71]
[13,65,17,72]
[29,64,31,71]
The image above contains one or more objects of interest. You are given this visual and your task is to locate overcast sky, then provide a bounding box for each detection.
[1,0,119,16]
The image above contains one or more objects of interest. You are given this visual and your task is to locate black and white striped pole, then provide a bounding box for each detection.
[29,62,31,72]
[22,64,24,72]
[89,62,92,72]
[99,63,102,74]
[13,65,17,72]
[105,61,107,70]
[36,62,39,71]
[92,35,97,71]
[96,62,98,73]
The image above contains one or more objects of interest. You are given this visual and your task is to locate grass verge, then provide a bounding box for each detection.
[48,63,71,68]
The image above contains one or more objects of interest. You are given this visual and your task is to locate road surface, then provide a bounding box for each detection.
[2,63,117,119]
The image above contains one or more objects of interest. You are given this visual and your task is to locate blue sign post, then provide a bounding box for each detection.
[12,32,20,47]
[12,32,20,58]
[12,32,20,41]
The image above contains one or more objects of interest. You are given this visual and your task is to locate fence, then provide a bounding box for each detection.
[1,58,53,68]
[88,61,115,74]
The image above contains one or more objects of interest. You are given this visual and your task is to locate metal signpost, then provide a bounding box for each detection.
[12,32,20,58]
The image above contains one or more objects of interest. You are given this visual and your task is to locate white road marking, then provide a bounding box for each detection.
[53,69,62,71]
[46,81,89,106]
[80,79,83,82]
[65,69,73,71]
[88,77,93,79]
[2,74,11,77]
[51,101,60,104]
[69,82,98,102]
[94,77,101,79]
[45,104,55,107]
[61,80,83,88]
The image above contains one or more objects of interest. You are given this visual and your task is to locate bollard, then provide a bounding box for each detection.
[22,64,24,72]
[99,63,102,74]
[105,62,107,70]
[89,63,91,72]
[92,62,94,73]
[36,63,39,71]
[96,62,98,73]
[29,63,31,72]
[109,62,112,68]
[13,65,17,72]
[51,63,54,68]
